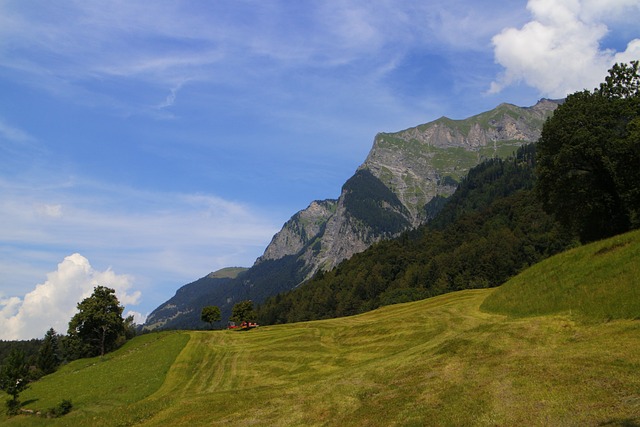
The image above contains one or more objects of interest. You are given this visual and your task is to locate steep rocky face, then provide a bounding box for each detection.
[363,99,560,225]
[257,99,561,277]
[296,169,412,275]
[255,199,337,264]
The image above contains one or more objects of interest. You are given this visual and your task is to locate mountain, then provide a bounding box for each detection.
[255,98,560,278]
[255,199,337,265]
[256,144,575,324]
[143,267,247,330]
[143,99,561,331]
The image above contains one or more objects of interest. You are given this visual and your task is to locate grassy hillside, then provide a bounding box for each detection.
[2,233,639,426]
[208,267,248,279]
[482,229,640,320]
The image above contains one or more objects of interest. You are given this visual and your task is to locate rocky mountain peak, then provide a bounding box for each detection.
[259,99,561,276]
[143,99,561,331]
[255,199,337,265]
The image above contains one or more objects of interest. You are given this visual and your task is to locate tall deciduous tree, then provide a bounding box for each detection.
[67,286,127,357]
[200,305,221,329]
[536,61,640,242]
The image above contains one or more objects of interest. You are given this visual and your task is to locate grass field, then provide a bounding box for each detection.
[482,229,640,321]
[2,232,639,426]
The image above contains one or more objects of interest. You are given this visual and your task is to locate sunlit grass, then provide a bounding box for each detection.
[2,232,639,425]
[0,331,188,426]
[481,229,640,321]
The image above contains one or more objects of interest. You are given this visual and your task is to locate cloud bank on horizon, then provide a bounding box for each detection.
[0,0,638,340]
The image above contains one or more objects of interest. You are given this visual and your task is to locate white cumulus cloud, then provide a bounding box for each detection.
[125,310,147,325]
[490,0,640,97]
[0,253,141,340]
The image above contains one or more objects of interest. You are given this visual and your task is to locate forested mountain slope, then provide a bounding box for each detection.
[256,144,575,324]
[258,99,560,277]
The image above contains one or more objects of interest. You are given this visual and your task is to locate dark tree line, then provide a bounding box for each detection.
[0,340,41,368]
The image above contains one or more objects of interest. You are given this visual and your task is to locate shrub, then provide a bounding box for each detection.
[47,399,73,418]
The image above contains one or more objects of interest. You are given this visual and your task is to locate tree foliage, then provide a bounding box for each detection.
[0,349,29,414]
[230,301,256,325]
[36,328,61,375]
[0,340,40,368]
[67,286,128,358]
[200,305,221,328]
[536,61,640,242]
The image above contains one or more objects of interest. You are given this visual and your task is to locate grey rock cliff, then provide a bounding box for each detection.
[255,99,560,278]
[255,199,337,264]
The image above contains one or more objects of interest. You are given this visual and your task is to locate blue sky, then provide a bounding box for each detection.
[1,0,639,339]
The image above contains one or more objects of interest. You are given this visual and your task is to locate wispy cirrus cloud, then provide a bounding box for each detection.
[0,175,277,257]
[156,80,189,110]
[0,116,47,174]
[0,118,36,144]
[0,1,519,119]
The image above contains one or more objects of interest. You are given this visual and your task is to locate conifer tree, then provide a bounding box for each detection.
[36,328,61,375]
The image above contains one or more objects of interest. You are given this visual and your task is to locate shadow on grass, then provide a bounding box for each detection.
[599,418,640,427]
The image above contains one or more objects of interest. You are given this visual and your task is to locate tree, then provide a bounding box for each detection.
[67,286,127,358]
[599,61,640,99]
[200,306,221,329]
[230,300,256,326]
[0,349,29,415]
[36,328,61,375]
[536,61,640,242]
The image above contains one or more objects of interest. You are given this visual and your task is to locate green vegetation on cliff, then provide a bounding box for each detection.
[341,169,411,236]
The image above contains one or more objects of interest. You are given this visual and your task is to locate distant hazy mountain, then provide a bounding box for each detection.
[143,99,560,331]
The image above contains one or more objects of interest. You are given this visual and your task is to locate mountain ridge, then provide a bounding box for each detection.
[143,99,561,331]
[254,98,560,277]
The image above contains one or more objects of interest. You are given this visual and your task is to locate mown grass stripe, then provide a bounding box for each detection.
[3,232,639,426]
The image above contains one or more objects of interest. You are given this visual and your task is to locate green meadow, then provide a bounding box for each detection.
[482,229,640,321]
[2,231,639,426]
